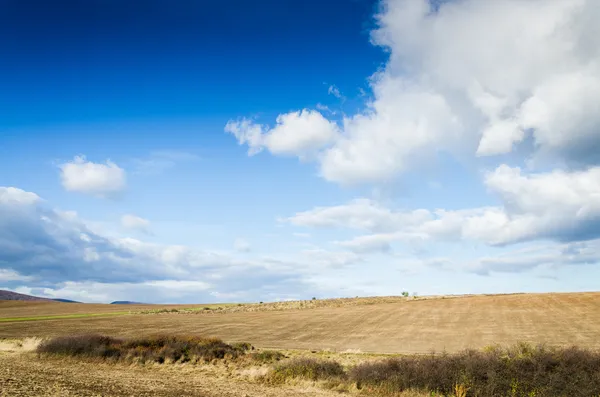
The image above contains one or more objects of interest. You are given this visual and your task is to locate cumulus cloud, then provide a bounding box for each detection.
[225,109,340,158]
[59,156,126,198]
[335,233,398,254]
[227,0,600,184]
[0,186,311,302]
[285,198,430,233]
[121,214,151,234]
[10,280,212,304]
[465,239,600,275]
[0,187,40,205]
[288,165,600,247]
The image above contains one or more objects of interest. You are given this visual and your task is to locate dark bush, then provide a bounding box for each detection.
[349,344,600,397]
[37,334,248,364]
[267,357,346,382]
[37,334,123,359]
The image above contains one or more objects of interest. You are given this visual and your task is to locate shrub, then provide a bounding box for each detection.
[349,344,600,397]
[37,335,123,359]
[401,291,409,297]
[251,350,286,363]
[267,357,346,383]
[231,342,253,352]
[37,334,248,364]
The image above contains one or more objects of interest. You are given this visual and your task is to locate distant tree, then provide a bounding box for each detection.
[312,297,317,300]
[401,291,409,297]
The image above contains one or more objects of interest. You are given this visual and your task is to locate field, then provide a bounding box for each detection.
[2,292,600,396]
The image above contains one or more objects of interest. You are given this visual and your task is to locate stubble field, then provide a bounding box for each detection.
[2,292,600,396]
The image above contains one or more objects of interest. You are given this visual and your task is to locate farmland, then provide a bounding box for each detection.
[2,292,600,353]
[2,292,600,396]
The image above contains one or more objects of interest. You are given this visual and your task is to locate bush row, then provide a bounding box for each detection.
[36,334,250,364]
[265,343,600,397]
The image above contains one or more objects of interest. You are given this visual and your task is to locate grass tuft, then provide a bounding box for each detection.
[250,349,286,363]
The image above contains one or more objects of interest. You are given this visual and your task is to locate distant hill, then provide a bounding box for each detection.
[0,289,51,301]
[110,301,145,305]
[0,289,80,303]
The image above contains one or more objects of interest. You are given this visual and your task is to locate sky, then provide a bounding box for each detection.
[1,0,600,303]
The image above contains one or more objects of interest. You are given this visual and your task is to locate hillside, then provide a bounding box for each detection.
[1,292,599,354]
[0,289,51,301]
[0,289,79,303]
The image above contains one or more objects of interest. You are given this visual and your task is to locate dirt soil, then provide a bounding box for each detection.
[0,351,339,397]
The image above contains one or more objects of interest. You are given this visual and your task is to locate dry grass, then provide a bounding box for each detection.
[5,334,600,396]
[0,337,42,352]
[348,343,600,396]
[0,350,343,397]
[2,292,600,354]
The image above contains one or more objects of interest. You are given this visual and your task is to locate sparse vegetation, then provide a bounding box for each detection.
[265,357,346,383]
[250,349,286,363]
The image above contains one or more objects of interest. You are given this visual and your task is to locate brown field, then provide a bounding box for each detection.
[2,292,600,396]
[0,349,348,397]
[2,292,600,354]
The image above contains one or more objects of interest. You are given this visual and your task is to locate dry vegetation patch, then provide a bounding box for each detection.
[265,357,347,383]
[36,334,250,364]
[132,296,426,315]
[349,343,600,397]
[7,333,600,397]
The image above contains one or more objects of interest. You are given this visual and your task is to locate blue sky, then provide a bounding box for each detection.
[1,0,600,303]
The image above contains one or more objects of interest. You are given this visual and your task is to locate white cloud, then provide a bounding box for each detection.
[327,84,343,99]
[228,0,600,184]
[59,156,126,198]
[335,233,398,253]
[233,238,251,253]
[0,269,32,282]
[0,187,308,300]
[225,109,340,158]
[14,280,211,304]
[286,198,430,232]
[465,239,600,275]
[0,187,40,205]
[288,165,600,247]
[121,214,151,234]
